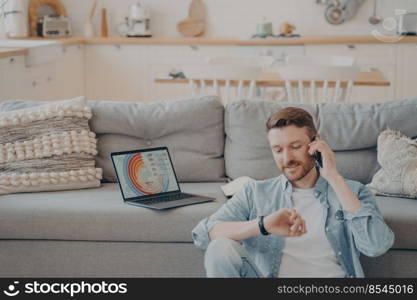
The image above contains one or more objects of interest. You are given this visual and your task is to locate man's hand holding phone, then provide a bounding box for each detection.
[308,136,340,182]
[264,208,307,237]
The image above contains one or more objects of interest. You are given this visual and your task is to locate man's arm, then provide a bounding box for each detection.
[209,219,260,241]
[327,174,361,213]
[308,137,361,212]
[308,137,394,257]
[209,208,307,241]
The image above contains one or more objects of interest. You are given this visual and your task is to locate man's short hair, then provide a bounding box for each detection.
[266,107,317,138]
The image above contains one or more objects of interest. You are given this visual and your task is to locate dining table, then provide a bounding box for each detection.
[154,69,390,87]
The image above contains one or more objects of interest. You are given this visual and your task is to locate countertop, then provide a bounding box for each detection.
[1,35,417,59]
[0,47,28,59]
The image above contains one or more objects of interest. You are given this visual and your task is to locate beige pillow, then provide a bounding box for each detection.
[0,97,102,195]
[368,129,417,198]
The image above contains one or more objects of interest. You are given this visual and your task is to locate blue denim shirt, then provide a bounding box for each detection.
[191,175,395,278]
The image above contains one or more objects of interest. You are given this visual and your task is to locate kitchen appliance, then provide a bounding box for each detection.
[119,3,151,37]
[398,12,417,36]
[39,15,72,37]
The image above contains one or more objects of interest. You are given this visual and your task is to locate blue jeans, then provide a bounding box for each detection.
[204,238,263,278]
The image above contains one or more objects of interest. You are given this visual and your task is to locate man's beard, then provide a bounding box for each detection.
[282,158,316,182]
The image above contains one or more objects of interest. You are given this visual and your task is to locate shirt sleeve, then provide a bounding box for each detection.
[343,184,395,257]
[191,180,254,250]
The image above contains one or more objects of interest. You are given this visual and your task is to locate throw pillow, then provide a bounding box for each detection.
[0,97,102,195]
[367,129,417,198]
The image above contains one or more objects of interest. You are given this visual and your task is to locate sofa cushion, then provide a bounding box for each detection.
[0,183,226,243]
[225,98,417,182]
[0,97,102,195]
[368,130,417,198]
[88,96,226,183]
[0,183,414,249]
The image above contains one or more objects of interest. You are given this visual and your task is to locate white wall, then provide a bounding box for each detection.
[1,0,417,38]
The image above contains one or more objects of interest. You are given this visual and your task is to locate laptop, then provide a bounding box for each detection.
[111,147,215,210]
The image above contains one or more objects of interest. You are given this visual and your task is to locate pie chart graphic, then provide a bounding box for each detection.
[123,152,170,195]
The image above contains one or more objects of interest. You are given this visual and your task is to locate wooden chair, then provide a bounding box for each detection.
[183,64,263,105]
[280,55,359,103]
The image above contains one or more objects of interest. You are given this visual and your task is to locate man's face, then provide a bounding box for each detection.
[267,125,315,182]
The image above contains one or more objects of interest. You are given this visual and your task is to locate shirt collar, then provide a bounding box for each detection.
[281,171,328,197]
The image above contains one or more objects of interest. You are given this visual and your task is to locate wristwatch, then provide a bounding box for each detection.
[258,215,270,236]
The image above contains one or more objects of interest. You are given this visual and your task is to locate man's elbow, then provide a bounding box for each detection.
[361,231,395,257]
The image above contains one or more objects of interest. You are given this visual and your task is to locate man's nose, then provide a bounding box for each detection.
[282,149,293,165]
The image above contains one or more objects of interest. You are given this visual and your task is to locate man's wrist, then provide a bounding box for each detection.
[258,215,270,236]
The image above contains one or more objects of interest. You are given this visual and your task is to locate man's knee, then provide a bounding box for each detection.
[204,237,242,266]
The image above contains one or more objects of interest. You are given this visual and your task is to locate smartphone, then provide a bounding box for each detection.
[311,136,323,169]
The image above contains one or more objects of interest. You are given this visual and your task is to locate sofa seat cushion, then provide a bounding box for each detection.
[0,183,226,243]
[375,195,417,249]
[1,183,415,249]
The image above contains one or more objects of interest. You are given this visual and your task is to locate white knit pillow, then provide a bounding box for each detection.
[368,129,417,198]
[0,97,102,195]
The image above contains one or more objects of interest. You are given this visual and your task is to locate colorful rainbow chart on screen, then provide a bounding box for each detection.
[122,152,170,196]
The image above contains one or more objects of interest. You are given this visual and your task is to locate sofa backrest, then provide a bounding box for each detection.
[225,98,417,184]
[88,96,226,183]
[0,96,226,183]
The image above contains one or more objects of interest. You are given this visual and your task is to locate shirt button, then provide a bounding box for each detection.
[314,192,319,197]
[325,227,329,232]
[338,251,342,256]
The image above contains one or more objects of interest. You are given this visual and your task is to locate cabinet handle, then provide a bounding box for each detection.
[189,45,199,51]
[347,44,356,49]
[114,44,122,50]
[32,81,38,87]
[9,57,15,64]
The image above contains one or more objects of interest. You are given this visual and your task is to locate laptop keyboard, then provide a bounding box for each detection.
[141,193,193,205]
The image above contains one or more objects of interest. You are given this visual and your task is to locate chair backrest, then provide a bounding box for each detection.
[182,63,263,105]
[280,55,359,103]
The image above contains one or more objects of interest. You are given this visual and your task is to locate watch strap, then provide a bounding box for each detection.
[258,215,270,236]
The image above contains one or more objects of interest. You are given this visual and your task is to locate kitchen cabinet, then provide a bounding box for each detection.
[55,44,85,99]
[0,55,25,100]
[0,45,84,101]
[396,44,417,99]
[85,44,148,101]
[4,39,417,103]
[305,44,397,102]
[22,61,59,100]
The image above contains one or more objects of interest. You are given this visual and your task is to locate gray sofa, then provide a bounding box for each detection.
[0,96,416,277]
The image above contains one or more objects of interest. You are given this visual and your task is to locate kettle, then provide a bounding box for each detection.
[118,2,152,37]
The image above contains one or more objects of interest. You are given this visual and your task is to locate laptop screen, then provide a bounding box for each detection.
[111,148,180,200]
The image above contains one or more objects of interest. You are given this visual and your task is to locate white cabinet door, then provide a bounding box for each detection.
[85,44,147,101]
[397,44,417,99]
[0,55,25,100]
[55,44,84,99]
[23,61,58,101]
[305,44,397,102]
